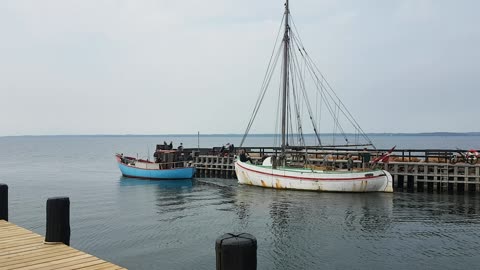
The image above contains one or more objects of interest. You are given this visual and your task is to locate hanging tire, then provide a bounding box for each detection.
[450,156,458,164]
[467,150,479,165]
[467,155,477,165]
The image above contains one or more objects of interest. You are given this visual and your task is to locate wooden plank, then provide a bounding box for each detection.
[0,234,40,243]
[0,230,39,239]
[76,262,122,270]
[0,243,64,257]
[0,225,24,232]
[3,253,93,270]
[0,228,37,235]
[0,227,34,236]
[25,255,101,270]
[0,221,14,227]
[0,226,38,234]
[0,237,44,249]
[2,253,90,269]
[39,260,111,270]
[0,233,41,243]
[1,245,76,261]
[0,249,78,267]
[35,255,116,270]
[0,242,56,255]
[0,234,43,244]
[0,221,126,270]
[78,265,126,270]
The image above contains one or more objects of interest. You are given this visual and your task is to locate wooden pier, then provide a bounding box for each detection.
[0,220,126,270]
[386,162,480,193]
[193,155,236,179]
[189,147,480,194]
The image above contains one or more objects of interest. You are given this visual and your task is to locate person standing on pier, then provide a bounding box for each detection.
[360,148,371,170]
[347,154,353,171]
[239,149,253,163]
[228,143,235,155]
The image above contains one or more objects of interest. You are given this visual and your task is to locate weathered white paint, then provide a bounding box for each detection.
[134,161,160,170]
[235,160,393,193]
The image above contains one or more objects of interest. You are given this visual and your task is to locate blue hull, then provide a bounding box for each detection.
[117,162,195,180]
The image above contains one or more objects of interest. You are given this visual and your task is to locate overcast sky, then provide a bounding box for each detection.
[1,0,479,136]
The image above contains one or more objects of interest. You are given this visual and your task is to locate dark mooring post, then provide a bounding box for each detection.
[0,184,8,221]
[216,233,257,270]
[45,197,70,246]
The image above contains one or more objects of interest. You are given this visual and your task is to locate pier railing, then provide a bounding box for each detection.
[186,147,467,163]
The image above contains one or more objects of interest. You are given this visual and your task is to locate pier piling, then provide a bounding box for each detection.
[216,233,257,270]
[0,183,7,221]
[45,196,71,246]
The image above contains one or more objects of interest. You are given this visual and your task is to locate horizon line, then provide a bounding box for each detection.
[2,131,480,138]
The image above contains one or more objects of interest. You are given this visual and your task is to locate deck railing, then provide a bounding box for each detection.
[185,147,472,164]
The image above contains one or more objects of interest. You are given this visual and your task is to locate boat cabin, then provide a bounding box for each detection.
[154,144,188,169]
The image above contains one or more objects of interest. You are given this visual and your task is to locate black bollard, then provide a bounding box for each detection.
[45,197,70,246]
[216,233,257,270]
[0,184,7,221]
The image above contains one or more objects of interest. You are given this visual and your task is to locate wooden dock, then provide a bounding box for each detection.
[0,220,126,270]
[193,155,236,179]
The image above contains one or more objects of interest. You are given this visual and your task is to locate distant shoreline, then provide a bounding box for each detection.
[2,132,480,138]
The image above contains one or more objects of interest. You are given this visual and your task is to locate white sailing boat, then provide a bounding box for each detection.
[234,0,393,193]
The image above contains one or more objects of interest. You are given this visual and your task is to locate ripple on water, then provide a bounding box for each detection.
[4,164,480,270]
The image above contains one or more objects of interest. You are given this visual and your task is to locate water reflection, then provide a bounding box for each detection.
[234,188,395,233]
[118,177,195,222]
[357,194,394,232]
[269,192,295,242]
[232,188,396,269]
[115,176,480,270]
[154,180,194,222]
[235,200,251,229]
[119,176,193,188]
[393,193,480,225]
[268,192,296,269]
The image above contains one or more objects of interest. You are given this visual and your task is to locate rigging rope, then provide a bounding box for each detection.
[289,36,322,146]
[240,14,286,147]
[240,11,376,153]
[290,15,375,148]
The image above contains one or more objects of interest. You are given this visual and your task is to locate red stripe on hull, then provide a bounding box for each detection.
[121,174,193,180]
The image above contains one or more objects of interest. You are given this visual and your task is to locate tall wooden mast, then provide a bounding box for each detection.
[281,0,290,160]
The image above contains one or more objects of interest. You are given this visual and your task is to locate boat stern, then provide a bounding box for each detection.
[382,170,394,193]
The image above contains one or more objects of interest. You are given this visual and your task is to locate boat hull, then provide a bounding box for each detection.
[235,160,393,193]
[116,157,195,180]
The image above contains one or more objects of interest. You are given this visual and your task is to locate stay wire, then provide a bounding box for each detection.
[240,14,286,147]
[290,15,374,147]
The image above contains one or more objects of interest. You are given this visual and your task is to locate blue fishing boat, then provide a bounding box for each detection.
[115,145,195,179]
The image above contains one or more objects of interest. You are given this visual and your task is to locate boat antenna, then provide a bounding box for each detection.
[281,0,290,162]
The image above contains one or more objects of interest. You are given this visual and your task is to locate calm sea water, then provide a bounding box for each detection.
[1,135,480,269]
